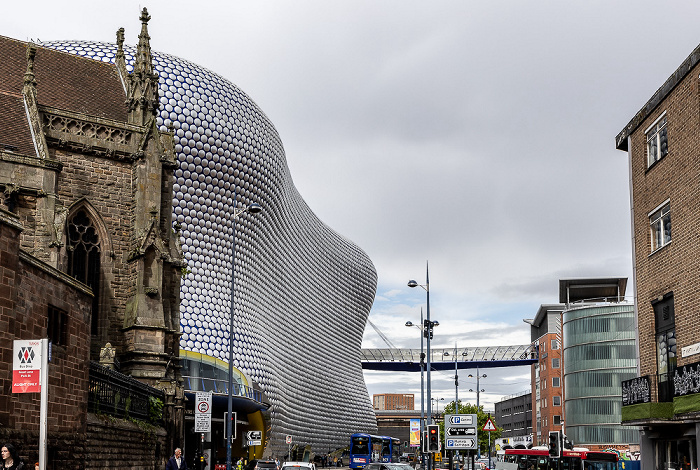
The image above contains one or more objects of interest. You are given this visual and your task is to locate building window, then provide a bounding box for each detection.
[649,201,671,252]
[654,293,676,402]
[553,415,561,426]
[646,114,668,167]
[553,377,560,387]
[67,209,101,335]
[47,305,67,346]
[552,358,560,368]
[551,339,559,350]
[553,396,561,406]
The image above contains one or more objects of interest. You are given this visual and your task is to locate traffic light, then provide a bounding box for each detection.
[548,431,561,458]
[428,425,440,453]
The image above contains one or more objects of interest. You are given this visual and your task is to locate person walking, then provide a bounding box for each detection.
[166,448,188,470]
[1,444,25,470]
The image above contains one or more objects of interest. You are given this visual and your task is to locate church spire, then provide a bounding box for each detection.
[126,8,159,125]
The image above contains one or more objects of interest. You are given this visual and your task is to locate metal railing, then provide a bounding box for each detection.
[88,361,164,422]
[182,375,265,402]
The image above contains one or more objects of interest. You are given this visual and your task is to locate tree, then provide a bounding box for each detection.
[440,400,502,457]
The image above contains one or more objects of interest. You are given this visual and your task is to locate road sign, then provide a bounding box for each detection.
[13,339,43,393]
[483,418,497,432]
[286,435,292,444]
[448,415,474,426]
[195,392,212,433]
[446,427,476,437]
[247,430,262,446]
[446,439,475,448]
[444,414,477,449]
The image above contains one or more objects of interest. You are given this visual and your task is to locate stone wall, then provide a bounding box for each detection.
[85,413,168,470]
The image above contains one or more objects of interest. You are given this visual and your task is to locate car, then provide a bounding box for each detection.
[281,462,315,470]
[256,461,279,470]
[363,463,414,470]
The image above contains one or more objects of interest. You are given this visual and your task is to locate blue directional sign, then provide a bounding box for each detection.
[444,414,477,449]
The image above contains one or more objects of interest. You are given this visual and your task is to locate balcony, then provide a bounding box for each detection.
[622,359,700,424]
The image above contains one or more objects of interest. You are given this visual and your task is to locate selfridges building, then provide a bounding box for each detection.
[44,38,378,454]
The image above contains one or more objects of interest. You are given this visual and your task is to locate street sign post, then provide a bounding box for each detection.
[444,414,477,450]
[247,430,262,446]
[195,392,212,433]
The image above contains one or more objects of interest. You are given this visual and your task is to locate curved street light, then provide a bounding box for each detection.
[408,262,438,470]
[226,200,262,470]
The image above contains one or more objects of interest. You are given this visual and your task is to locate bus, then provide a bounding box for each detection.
[350,433,381,468]
[379,436,401,463]
[495,447,618,470]
[350,434,401,468]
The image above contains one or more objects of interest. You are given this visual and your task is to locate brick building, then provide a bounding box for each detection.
[373,393,415,411]
[526,304,564,446]
[616,38,700,470]
[0,10,184,469]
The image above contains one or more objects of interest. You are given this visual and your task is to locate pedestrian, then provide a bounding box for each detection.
[166,448,188,470]
[1,444,25,470]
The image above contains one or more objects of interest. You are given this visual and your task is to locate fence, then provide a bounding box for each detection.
[88,361,164,422]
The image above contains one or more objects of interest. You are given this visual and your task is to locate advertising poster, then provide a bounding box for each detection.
[13,339,42,393]
[410,418,420,447]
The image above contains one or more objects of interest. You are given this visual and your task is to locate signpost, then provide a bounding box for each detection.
[13,339,48,470]
[482,416,497,469]
[444,414,477,450]
[195,392,213,433]
[286,435,292,460]
[247,430,262,446]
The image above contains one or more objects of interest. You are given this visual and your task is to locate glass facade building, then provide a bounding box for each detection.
[563,302,639,446]
[44,39,379,455]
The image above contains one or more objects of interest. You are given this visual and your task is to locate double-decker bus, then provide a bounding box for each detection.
[495,447,618,470]
[350,434,402,468]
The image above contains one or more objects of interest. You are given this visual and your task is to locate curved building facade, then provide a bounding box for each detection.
[44,39,378,454]
[563,302,639,447]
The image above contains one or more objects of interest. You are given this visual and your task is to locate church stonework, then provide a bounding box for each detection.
[0,9,185,467]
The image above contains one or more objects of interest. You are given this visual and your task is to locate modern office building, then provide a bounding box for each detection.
[494,391,533,444]
[526,279,638,453]
[616,37,700,470]
[374,393,415,411]
[0,9,378,465]
[559,278,639,452]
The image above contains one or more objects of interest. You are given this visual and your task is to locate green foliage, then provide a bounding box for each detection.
[439,401,502,455]
[149,396,164,424]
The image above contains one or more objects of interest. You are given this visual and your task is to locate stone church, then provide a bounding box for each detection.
[0,10,185,469]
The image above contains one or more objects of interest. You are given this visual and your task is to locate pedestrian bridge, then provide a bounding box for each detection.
[360,345,537,371]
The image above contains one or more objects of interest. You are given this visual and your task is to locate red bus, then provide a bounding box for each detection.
[495,447,618,470]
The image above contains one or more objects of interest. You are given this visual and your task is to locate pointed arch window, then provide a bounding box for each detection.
[67,209,101,334]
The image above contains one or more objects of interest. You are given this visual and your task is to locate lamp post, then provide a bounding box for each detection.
[409,262,438,470]
[468,367,487,459]
[226,200,262,470]
[431,397,444,421]
[405,311,426,470]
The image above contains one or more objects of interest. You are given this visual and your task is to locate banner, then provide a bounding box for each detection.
[13,339,42,393]
[410,418,420,447]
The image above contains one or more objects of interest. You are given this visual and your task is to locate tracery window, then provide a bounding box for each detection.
[67,209,101,334]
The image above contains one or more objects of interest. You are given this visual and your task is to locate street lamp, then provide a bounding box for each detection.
[431,397,444,420]
[408,262,438,470]
[226,200,262,470]
[468,368,487,459]
[406,315,426,470]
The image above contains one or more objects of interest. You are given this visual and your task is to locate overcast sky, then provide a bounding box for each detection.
[6,0,700,412]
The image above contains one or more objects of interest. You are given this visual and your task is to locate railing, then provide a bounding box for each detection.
[88,361,164,422]
[182,375,265,402]
[622,373,674,405]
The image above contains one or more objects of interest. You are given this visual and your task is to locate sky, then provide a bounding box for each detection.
[5,0,700,412]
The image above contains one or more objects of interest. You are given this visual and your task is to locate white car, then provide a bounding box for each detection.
[281,462,316,470]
